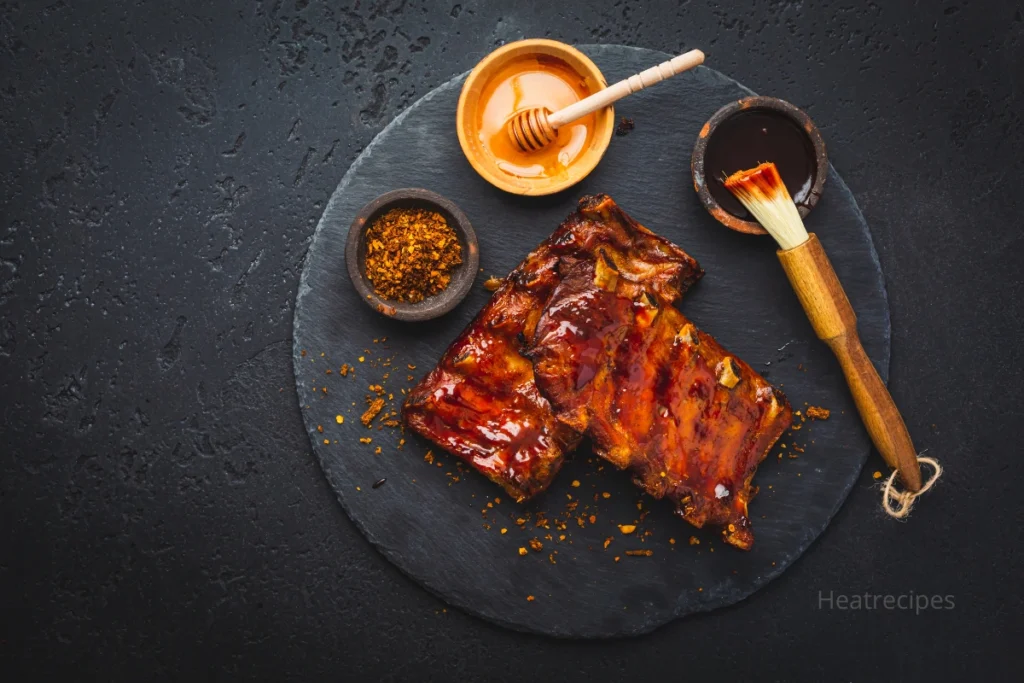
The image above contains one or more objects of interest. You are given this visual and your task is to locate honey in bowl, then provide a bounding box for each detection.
[477,55,597,180]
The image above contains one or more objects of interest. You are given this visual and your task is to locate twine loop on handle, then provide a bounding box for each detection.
[881,454,942,519]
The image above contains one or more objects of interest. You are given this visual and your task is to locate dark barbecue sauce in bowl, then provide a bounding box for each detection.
[703,109,817,220]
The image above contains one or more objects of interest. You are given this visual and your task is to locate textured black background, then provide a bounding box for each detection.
[1,1,1021,680]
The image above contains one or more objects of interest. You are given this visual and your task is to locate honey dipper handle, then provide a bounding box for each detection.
[547,49,705,130]
[777,234,923,492]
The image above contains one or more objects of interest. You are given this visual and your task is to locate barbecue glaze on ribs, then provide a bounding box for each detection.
[528,259,792,549]
[402,195,702,501]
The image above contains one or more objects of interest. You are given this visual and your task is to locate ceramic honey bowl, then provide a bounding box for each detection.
[456,39,616,196]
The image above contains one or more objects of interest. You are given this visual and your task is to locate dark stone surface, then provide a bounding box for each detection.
[293,46,890,637]
[1,0,1021,679]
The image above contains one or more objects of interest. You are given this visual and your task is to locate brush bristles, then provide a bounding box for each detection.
[723,162,809,251]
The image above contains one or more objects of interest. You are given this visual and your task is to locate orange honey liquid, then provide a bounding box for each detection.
[477,56,596,179]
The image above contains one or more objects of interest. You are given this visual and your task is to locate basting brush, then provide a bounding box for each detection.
[725,162,923,491]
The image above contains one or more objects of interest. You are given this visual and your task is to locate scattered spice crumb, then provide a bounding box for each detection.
[356,486,361,491]
[571,479,580,488]
[424,451,434,464]
[317,425,323,433]
[806,405,830,420]
[301,350,307,357]
[601,492,611,499]
[603,537,613,549]
[335,415,344,424]
[359,437,372,444]
[340,364,351,376]
[669,538,676,545]
[614,556,620,563]
[358,356,365,363]
[526,595,535,602]
[518,547,528,556]
[618,524,637,535]
[323,439,329,445]
[689,536,700,546]
[528,538,543,552]
[374,446,382,455]
[588,515,596,524]
[615,116,635,136]
[626,549,653,557]
[873,471,883,480]
[483,276,502,291]
[500,528,507,535]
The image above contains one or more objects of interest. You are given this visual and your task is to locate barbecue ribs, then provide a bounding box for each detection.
[402,195,703,502]
[528,259,792,549]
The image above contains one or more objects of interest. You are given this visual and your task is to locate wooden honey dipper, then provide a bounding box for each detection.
[507,49,705,153]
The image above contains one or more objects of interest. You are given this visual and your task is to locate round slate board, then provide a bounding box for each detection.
[293,45,889,638]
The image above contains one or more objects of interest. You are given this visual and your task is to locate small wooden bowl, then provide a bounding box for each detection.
[345,188,479,322]
[456,39,615,196]
[691,96,828,235]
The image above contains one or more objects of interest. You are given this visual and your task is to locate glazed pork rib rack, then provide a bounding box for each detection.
[403,195,791,548]
[403,195,702,502]
[527,259,792,550]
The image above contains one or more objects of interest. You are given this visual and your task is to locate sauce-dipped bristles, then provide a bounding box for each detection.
[724,162,809,251]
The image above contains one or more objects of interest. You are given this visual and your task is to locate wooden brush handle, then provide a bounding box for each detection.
[777,234,923,492]
[548,49,705,130]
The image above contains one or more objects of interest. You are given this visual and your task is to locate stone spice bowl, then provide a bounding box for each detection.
[345,188,479,322]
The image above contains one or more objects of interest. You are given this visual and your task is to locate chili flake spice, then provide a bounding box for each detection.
[361,397,385,426]
[364,207,462,303]
[806,405,831,420]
